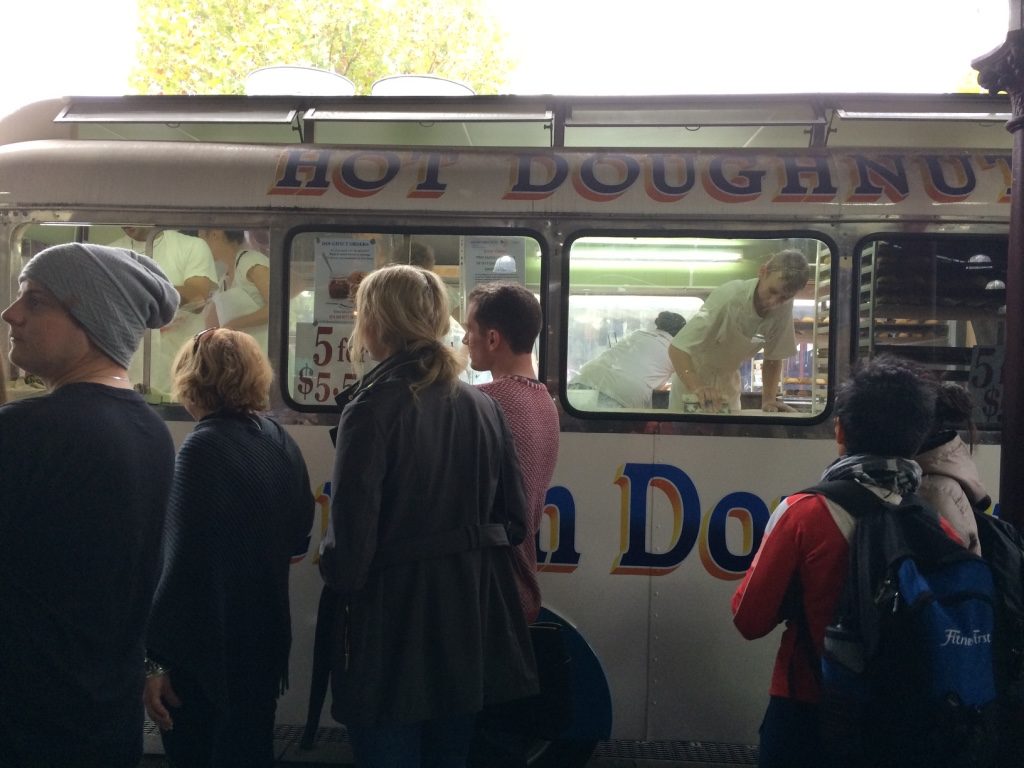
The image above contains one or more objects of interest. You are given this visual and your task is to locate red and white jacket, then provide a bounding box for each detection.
[731,488,963,703]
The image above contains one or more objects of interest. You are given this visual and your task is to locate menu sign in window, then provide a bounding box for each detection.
[461,236,525,304]
[313,236,375,323]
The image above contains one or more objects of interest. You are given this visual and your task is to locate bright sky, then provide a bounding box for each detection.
[0,0,1009,117]
[2,4,138,117]
[492,0,1008,95]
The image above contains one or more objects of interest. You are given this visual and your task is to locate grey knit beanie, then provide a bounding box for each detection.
[20,243,179,368]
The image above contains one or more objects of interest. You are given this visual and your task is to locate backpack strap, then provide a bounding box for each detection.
[785,480,917,693]
[975,512,1024,687]
[801,479,894,520]
[781,481,883,693]
[798,479,900,661]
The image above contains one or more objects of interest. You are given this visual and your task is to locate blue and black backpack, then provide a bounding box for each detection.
[805,479,1024,768]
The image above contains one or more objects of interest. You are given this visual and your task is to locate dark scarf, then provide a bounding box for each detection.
[820,453,923,497]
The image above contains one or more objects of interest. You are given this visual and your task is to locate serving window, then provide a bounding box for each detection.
[11,222,269,406]
[564,235,831,418]
[284,231,543,409]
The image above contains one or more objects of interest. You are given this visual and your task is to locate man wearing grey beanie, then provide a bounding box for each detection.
[0,243,179,767]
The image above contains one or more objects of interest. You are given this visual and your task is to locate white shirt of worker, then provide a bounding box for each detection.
[112,230,218,392]
[668,277,797,412]
[213,248,270,351]
[571,328,675,408]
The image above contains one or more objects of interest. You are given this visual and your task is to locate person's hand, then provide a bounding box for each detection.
[144,673,182,732]
[695,386,726,412]
[762,399,796,413]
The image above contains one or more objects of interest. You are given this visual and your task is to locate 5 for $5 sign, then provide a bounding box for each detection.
[294,322,360,405]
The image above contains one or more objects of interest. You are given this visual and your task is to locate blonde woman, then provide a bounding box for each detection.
[317,265,537,766]
[144,329,313,768]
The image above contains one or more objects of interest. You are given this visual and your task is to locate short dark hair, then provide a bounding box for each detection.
[223,229,246,245]
[835,355,936,458]
[655,311,685,336]
[467,282,541,355]
[931,381,977,450]
[409,242,436,270]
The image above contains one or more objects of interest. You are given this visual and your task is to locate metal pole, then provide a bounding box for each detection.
[974,3,1024,529]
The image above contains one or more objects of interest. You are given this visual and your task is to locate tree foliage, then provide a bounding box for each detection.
[129,0,516,95]
[954,68,984,94]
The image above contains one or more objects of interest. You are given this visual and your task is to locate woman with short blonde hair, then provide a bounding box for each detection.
[145,328,313,768]
[171,326,272,415]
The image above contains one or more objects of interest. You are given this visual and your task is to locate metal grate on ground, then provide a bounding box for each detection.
[144,722,759,767]
[593,739,758,765]
[144,721,355,764]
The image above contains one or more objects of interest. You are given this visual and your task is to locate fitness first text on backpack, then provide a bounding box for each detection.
[807,479,1024,768]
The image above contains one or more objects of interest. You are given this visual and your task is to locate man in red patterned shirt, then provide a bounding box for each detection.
[463,282,560,624]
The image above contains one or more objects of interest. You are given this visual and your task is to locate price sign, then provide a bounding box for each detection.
[313,236,376,323]
[968,345,1004,427]
[293,322,361,405]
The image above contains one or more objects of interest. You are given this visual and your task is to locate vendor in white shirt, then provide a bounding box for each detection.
[668,250,809,414]
[110,227,218,393]
[570,311,686,408]
[198,228,270,351]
